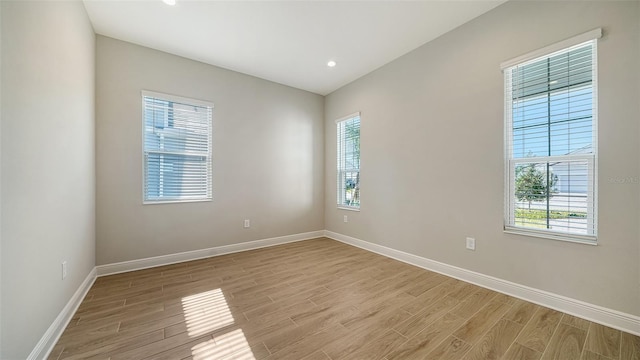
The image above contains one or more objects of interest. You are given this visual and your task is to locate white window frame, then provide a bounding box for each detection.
[336,112,361,211]
[142,90,213,204]
[502,29,601,244]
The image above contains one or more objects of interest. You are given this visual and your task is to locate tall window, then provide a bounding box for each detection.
[503,30,599,242]
[337,113,361,209]
[143,91,213,203]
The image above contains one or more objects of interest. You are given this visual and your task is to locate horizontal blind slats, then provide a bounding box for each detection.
[143,94,213,202]
[504,39,597,239]
[337,115,361,208]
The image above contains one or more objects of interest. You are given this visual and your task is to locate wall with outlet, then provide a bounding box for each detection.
[0,1,96,358]
[95,36,325,265]
[325,1,640,316]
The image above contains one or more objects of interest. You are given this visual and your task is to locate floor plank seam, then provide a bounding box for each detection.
[500,337,519,360]
[618,327,623,360]
[428,328,463,359]
[514,305,542,346]
[519,342,543,356]
[459,300,515,356]
[55,347,64,360]
[502,316,529,359]
[562,315,590,359]
[321,349,331,360]
[579,325,588,360]
[579,320,590,360]
[391,328,407,339]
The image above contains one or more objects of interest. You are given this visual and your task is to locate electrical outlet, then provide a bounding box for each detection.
[62,261,68,280]
[343,215,348,223]
[244,219,250,228]
[466,237,476,251]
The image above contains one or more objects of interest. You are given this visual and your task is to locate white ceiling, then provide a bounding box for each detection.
[83,1,504,95]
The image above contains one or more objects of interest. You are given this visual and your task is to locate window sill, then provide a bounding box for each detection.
[144,198,212,205]
[338,206,360,212]
[504,226,597,245]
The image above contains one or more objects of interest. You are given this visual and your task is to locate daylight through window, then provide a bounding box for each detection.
[337,113,361,209]
[504,32,599,242]
[143,91,213,203]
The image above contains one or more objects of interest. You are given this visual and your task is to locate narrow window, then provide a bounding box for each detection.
[337,113,361,210]
[503,30,600,242]
[142,91,213,203]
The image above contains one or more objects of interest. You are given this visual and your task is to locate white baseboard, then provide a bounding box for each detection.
[324,230,640,337]
[29,268,97,360]
[96,230,325,276]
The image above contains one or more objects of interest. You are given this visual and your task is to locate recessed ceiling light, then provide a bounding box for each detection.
[327,60,337,68]
[163,0,176,6]
[549,80,558,85]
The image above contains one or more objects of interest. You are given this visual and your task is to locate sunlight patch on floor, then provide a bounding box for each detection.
[191,329,256,360]
[181,288,235,337]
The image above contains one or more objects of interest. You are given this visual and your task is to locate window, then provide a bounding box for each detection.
[503,30,600,242]
[142,91,213,203]
[337,113,361,209]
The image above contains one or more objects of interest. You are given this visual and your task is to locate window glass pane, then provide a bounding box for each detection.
[145,98,169,129]
[337,115,360,208]
[512,160,591,235]
[511,87,593,158]
[513,123,549,158]
[505,40,596,239]
[145,153,209,200]
[143,93,212,203]
[340,171,360,207]
[511,45,592,99]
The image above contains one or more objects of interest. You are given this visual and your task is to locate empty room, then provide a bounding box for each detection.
[1,0,639,359]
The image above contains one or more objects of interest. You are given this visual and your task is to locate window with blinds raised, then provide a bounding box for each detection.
[142,91,213,203]
[503,31,599,242]
[337,113,360,210]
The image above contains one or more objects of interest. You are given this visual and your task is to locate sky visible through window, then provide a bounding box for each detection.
[512,86,592,159]
[507,42,595,237]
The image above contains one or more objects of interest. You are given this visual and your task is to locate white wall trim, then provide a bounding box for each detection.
[96,231,325,276]
[324,230,640,336]
[28,268,97,360]
[500,28,602,70]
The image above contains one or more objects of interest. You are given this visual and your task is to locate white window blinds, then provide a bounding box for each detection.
[337,113,361,209]
[504,31,599,242]
[142,91,213,203]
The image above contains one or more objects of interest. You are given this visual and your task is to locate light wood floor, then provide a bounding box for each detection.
[50,238,639,360]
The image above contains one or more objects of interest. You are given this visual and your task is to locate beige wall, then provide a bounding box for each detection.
[95,36,325,265]
[0,1,3,355]
[0,1,96,358]
[637,1,640,310]
[325,1,640,316]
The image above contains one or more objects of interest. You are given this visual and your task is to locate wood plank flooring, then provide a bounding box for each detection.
[49,238,640,360]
